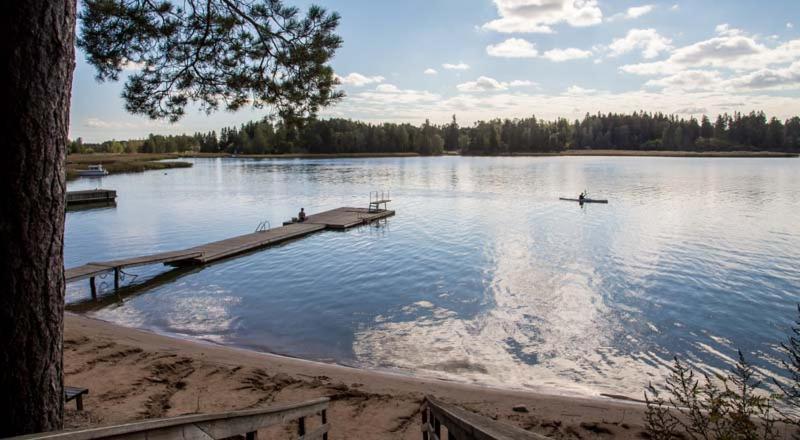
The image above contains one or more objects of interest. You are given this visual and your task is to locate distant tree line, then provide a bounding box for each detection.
[69,111,800,156]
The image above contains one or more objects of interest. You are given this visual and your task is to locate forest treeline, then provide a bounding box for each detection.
[69,111,800,155]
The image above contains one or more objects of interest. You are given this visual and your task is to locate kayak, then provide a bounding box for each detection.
[559,197,608,204]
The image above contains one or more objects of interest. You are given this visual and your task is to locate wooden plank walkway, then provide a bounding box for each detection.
[306,207,394,229]
[180,223,326,264]
[65,207,394,295]
[65,249,204,283]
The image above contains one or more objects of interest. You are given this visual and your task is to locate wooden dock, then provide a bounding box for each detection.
[65,207,394,298]
[66,189,117,206]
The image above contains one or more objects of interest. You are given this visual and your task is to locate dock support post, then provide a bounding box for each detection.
[321,409,328,440]
[90,277,97,300]
[114,268,120,290]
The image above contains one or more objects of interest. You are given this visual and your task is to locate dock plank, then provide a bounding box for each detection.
[88,250,204,269]
[65,264,113,283]
[183,223,326,264]
[306,207,394,229]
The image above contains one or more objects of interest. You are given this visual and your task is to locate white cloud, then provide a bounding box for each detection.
[609,28,672,59]
[608,4,655,21]
[424,68,438,75]
[335,72,385,87]
[788,22,794,29]
[508,80,538,87]
[121,60,146,71]
[375,84,400,93]
[714,23,744,37]
[670,4,679,11]
[619,60,680,75]
[482,0,603,34]
[627,5,654,18]
[487,38,590,61]
[324,87,800,129]
[542,47,592,61]
[442,62,470,70]
[84,118,173,130]
[456,76,537,92]
[353,84,441,106]
[725,61,800,91]
[645,70,724,91]
[622,29,800,75]
[487,38,539,58]
[564,85,599,95]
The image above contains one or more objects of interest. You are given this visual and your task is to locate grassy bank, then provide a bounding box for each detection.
[66,153,193,180]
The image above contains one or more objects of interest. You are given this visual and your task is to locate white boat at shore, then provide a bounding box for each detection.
[77,164,109,177]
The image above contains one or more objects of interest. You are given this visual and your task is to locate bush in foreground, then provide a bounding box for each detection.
[645,307,800,439]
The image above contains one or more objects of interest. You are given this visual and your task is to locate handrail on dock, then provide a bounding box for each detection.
[421,396,548,440]
[12,397,330,440]
[369,190,391,212]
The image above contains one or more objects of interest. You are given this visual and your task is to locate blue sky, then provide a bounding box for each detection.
[70,0,800,142]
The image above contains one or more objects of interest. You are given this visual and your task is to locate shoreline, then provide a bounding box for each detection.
[64,149,797,181]
[464,150,799,158]
[66,153,193,181]
[559,149,799,158]
[64,312,648,438]
[187,152,421,159]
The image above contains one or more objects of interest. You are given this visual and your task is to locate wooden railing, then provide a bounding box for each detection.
[12,397,329,440]
[421,396,548,440]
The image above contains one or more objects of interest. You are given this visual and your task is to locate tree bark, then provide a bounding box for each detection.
[0,0,75,436]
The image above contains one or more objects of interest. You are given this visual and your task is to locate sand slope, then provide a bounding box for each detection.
[64,313,649,439]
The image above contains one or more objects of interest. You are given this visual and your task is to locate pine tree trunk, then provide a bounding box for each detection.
[0,0,76,436]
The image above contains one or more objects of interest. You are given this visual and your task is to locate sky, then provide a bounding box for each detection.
[70,0,800,142]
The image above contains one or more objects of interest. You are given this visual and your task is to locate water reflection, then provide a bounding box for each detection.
[66,156,800,397]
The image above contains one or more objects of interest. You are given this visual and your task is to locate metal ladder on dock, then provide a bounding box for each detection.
[255,220,271,232]
[368,190,391,212]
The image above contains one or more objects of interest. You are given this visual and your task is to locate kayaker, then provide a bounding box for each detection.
[298,208,307,222]
[579,192,586,202]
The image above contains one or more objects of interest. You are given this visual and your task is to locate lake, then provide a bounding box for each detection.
[65,156,800,397]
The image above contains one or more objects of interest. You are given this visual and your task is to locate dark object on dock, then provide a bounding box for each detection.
[66,189,117,207]
[66,207,395,298]
[559,197,608,204]
[65,386,88,411]
[422,395,547,439]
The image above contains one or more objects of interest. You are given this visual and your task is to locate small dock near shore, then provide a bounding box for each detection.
[66,189,117,206]
[66,206,394,299]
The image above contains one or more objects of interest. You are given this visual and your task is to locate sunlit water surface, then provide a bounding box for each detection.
[65,157,800,397]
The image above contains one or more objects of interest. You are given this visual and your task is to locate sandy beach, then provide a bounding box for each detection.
[63,313,649,439]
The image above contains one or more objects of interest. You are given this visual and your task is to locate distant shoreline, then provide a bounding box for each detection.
[464,150,799,158]
[65,149,797,180]
[194,150,798,158]
[186,152,421,159]
[559,149,799,158]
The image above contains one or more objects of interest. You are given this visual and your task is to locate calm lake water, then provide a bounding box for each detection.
[65,156,800,397]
